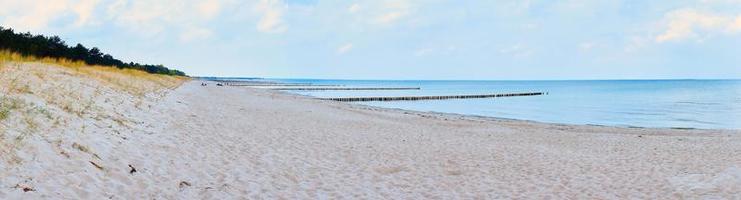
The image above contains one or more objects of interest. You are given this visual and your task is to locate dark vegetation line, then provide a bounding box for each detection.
[0,26,186,76]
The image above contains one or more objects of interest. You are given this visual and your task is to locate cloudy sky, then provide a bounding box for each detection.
[1,0,740,79]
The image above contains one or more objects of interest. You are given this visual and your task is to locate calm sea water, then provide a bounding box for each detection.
[265,79,741,130]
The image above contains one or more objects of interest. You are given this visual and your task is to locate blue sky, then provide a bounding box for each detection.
[1,0,740,79]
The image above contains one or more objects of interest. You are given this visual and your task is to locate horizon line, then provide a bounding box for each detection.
[195,76,741,82]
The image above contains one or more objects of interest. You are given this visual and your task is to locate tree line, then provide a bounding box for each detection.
[0,26,186,76]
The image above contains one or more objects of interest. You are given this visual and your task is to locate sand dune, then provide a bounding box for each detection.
[1,62,740,199]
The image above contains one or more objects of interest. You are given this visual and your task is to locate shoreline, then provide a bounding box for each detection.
[193,82,741,198]
[255,78,741,131]
[4,73,740,198]
[271,88,741,136]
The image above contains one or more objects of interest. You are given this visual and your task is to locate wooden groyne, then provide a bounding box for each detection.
[321,92,545,102]
[212,80,278,84]
[272,87,420,91]
[210,80,328,86]
[229,84,342,87]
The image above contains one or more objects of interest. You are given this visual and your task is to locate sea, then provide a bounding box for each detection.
[258,79,741,130]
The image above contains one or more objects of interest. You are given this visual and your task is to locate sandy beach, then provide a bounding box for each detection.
[2,63,741,199]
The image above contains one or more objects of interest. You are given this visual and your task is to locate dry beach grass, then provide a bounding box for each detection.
[1,57,740,199]
[1,54,186,198]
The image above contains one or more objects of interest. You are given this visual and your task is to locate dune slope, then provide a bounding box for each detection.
[0,61,185,199]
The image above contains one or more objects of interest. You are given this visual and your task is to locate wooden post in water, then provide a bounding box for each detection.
[271,87,420,91]
[320,92,545,102]
[229,84,343,87]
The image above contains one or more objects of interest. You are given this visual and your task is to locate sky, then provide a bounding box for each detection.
[1,0,740,80]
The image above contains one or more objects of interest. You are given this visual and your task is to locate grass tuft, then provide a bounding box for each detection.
[0,96,22,122]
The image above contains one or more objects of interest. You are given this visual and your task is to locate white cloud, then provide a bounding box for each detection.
[102,0,233,39]
[700,0,741,4]
[498,0,533,15]
[656,9,741,42]
[348,3,360,13]
[105,0,127,18]
[255,0,287,33]
[72,0,100,27]
[731,16,741,31]
[337,43,353,54]
[0,0,100,30]
[197,0,222,19]
[0,0,71,31]
[374,12,405,25]
[372,1,412,25]
[0,0,417,36]
[0,0,292,40]
[107,0,171,35]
